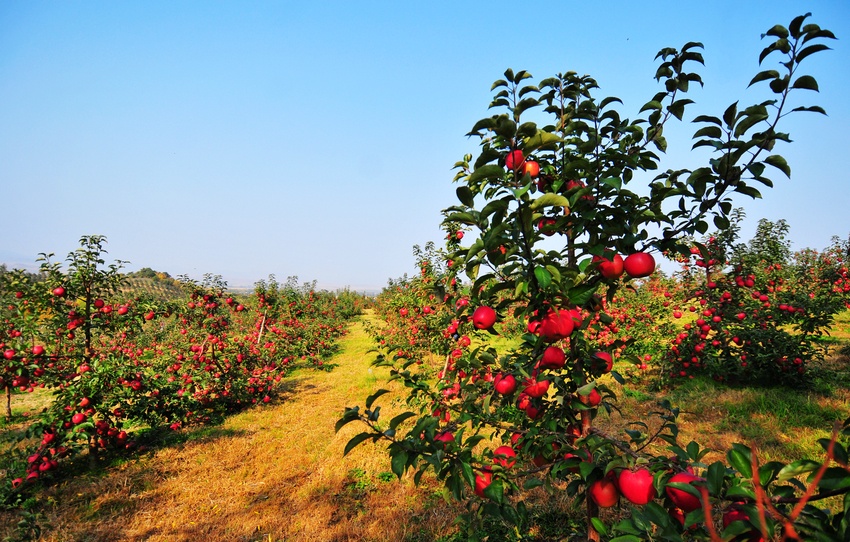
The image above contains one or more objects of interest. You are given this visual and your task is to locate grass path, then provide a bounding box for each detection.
[10,311,458,542]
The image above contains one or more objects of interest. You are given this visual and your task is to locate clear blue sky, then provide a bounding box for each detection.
[2,1,848,291]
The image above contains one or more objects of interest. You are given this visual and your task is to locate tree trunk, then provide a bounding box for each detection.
[582,409,601,541]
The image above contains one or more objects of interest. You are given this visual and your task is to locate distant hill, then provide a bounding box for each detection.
[119,268,185,301]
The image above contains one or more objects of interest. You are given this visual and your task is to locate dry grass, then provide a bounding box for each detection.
[1,311,462,542]
[3,310,849,541]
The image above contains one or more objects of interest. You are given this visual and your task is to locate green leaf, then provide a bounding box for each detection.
[335,407,360,433]
[611,534,643,542]
[456,186,475,207]
[734,111,769,138]
[790,105,827,115]
[811,467,850,491]
[523,478,544,490]
[446,211,479,226]
[713,215,730,230]
[728,445,753,478]
[796,43,831,63]
[706,462,726,495]
[591,517,608,536]
[769,76,788,93]
[693,114,721,125]
[693,126,722,139]
[748,69,780,87]
[524,130,562,153]
[639,100,663,113]
[600,177,622,190]
[534,266,552,289]
[792,75,819,91]
[764,24,789,39]
[389,411,417,431]
[723,102,738,129]
[568,283,598,306]
[391,450,408,478]
[468,164,506,184]
[735,185,763,199]
[483,477,504,503]
[777,459,820,482]
[366,389,390,409]
[344,432,375,456]
[576,381,596,396]
[530,193,570,212]
[788,13,810,38]
[764,155,791,177]
[461,462,475,486]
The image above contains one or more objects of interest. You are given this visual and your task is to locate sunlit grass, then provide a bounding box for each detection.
[2,309,849,540]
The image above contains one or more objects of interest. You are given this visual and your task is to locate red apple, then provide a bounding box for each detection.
[624,252,656,278]
[580,388,602,407]
[594,254,625,279]
[474,468,493,498]
[505,149,524,171]
[52,286,65,297]
[523,378,550,398]
[665,471,705,512]
[434,430,455,448]
[472,306,497,330]
[723,507,765,541]
[399,307,409,317]
[71,412,86,425]
[539,345,566,370]
[589,475,620,508]
[3,349,15,360]
[536,308,574,342]
[537,217,557,236]
[493,445,517,468]
[592,351,613,373]
[494,373,517,395]
[521,160,540,178]
[618,468,657,505]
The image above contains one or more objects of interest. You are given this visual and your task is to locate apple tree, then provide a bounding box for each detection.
[665,215,850,386]
[339,14,847,540]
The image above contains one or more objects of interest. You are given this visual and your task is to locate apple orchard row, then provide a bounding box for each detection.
[0,247,364,493]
